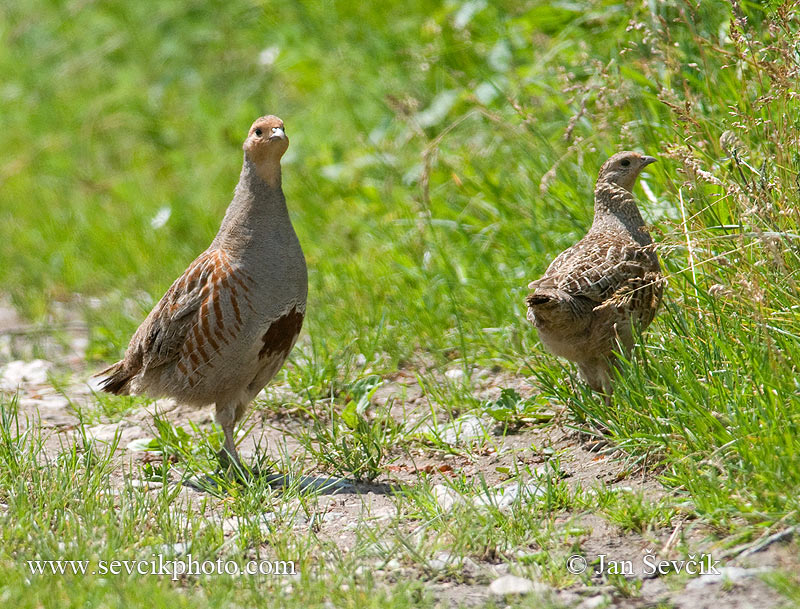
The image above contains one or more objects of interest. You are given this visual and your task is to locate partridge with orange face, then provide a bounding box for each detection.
[98,115,307,468]
[526,151,663,402]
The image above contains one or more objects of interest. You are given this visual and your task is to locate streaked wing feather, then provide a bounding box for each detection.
[533,235,658,305]
[131,249,248,373]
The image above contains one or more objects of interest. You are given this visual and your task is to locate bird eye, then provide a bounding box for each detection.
[620,159,631,167]
[254,128,263,136]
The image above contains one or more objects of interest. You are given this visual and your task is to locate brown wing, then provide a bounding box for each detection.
[529,234,660,306]
[99,249,255,393]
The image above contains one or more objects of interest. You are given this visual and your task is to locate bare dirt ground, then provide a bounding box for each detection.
[0,300,793,609]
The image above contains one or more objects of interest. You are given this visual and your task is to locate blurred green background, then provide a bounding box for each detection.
[2,0,680,363]
[1,0,799,519]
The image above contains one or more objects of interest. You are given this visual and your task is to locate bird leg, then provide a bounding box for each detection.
[600,375,613,407]
[215,404,243,472]
[578,359,613,406]
[217,428,240,469]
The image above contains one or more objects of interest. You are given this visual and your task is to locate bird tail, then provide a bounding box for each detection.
[526,293,553,307]
[525,287,564,309]
[526,276,562,308]
[526,287,581,327]
[94,361,135,396]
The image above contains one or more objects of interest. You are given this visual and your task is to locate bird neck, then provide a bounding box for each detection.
[592,181,651,244]
[211,158,291,252]
[238,156,285,193]
[249,153,283,188]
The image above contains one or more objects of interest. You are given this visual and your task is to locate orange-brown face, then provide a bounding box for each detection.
[242,115,289,163]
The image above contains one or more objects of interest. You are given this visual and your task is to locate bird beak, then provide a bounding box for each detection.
[269,127,286,141]
[641,156,657,166]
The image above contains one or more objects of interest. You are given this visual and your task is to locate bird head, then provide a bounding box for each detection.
[243,115,289,187]
[597,151,656,192]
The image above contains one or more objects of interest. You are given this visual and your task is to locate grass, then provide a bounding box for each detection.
[1,0,800,606]
[289,379,406,482]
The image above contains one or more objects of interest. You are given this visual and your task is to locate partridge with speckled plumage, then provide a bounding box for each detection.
[98,115,307,469]
[526,151,663,402]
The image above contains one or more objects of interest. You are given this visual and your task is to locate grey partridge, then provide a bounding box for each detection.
[98,115,307,468]
[526,151,663,402]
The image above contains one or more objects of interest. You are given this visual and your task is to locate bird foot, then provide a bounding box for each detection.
[215,449,272,482]
[182,467,355,495]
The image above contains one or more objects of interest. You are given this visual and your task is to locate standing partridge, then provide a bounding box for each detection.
[98,115,307,469]
[526,151,663,402]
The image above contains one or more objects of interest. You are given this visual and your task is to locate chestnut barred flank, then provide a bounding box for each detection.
[259,306,304,360]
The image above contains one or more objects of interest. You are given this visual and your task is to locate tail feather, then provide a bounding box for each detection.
[94,361,135,396]
[526,288,590,327]
[525,293,553,307]
[526,287,563,309]
[526,291,559,326]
